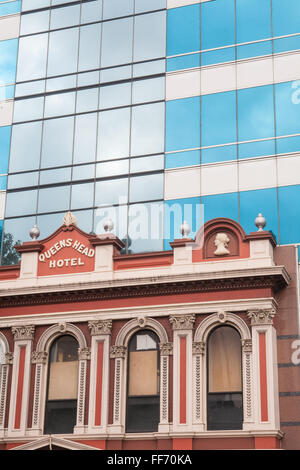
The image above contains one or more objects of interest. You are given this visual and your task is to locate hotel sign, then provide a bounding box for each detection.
[37,216,96,276]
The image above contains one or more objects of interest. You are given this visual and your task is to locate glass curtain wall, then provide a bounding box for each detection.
[2,0,166,263]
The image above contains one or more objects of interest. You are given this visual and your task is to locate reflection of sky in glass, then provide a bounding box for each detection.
[0,0,20,16]
[237,85,275,141]
[0,39,18,84]
[202,91,237,146]
[236,0,271,43]
[275,81,300,136]
[201,0,235,50]
[273,0,300,36]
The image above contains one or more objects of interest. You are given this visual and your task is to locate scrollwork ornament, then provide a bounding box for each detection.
[78,347,91,361]
[5,352,13,365]
[247,309,276,326]
[159,342,173,356]
[169,314,195,330]
[88,319,112,336]
[242,339,252,353]
[11,325,35,341]
[192,341,206,355]
[31,351,48,364]
[110,345,127,359]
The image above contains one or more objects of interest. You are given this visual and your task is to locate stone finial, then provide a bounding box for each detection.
[103,218,114,233]
[29,224,40,240]
[63,211,78,227]
[255,213,266,232]
[179,221,191,238]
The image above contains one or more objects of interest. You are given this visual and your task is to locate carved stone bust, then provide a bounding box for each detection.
[214,232,230,256]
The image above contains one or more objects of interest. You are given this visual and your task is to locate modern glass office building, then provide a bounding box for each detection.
[1,0,300,262]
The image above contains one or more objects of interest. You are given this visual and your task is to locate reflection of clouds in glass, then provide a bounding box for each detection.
[17,34,47,81]
[238,85,275,141]
[47,28,79,77]
[291,81,300,105]
[0,39,18,84]
[131,102,165,156]
[9,122,42,172]
[98,108,130,160]
[275,81,300,136]
[41,116,74,168]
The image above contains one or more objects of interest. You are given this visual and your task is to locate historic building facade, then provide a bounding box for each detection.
[0,212,299,450]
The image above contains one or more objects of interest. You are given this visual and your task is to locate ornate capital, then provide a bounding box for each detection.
[247,309,275,326]
[159,342,173,356]
[78,347,91,361]
[110,345,127,359]
[169,314,195,330]
[88,319,112,336]
[5,352,14,365]
[192,341,206,355]
[11,325,35,341]
[31,351,48,364]
[242,339,252,353]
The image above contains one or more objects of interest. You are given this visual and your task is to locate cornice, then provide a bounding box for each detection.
[0,266,289,309]
[0,266,290,308]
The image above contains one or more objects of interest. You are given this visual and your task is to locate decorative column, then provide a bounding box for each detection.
[241,339,255,430]
[159,342,173,433]
[109,345,127,435]
[8,325,35,437]
[30,350,48,436]
[192,341,205,431]
[247,309,280,432]
[0,352,13,437]
[169,314,195,438]
[74,347,91,434]
[87,320,112,434]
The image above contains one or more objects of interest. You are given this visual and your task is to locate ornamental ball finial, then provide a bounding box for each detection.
[29,224,40,240]
[103,218,114,233]
[179,220,191,238]
[255,213,266,232]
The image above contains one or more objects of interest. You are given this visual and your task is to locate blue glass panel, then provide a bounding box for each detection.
[201,47,235,66]
[239,187,278,241]
[166,97,200,152]
[164,197,202,250]
[0,126,11,174]
[0,176,7,190]
[0,38,18,84]
[273,0,300,37]
[237,41,272,60]
[201,192,238,223]
[165,150,200,169]
[236,0,271,43]
[201,0,235,50]
[166,54,200,72]
[277,135,300,154]
[274,35,300,54]
[275,81,300,137]
[167,4,200,56]
[0,0,20,16]
[202,91,236,147]
[238,139,275,159]
[238,85,275,141]
[278,185,300,244]
[202,144,237,164]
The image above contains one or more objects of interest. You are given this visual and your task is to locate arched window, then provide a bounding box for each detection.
[126,330,160,433]
[44,335,79,434]
[207,326,243,430]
